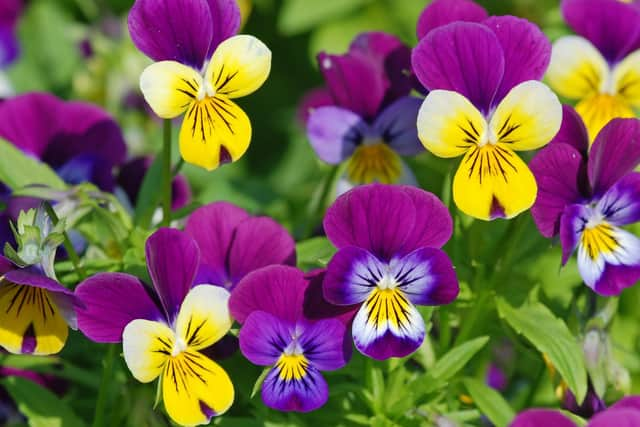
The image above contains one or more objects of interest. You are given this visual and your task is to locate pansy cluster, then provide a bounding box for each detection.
[1,0,640,426]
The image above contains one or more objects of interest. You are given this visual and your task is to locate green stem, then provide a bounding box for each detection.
[43,202,86,281]
[304,166,339,238]
[438,306,451,353]
[173,158,185,176]
[161,119,172,227]
[92,344,117,427]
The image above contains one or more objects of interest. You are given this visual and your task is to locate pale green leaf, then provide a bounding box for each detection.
[463,378,515,427]
[0,139,66,191]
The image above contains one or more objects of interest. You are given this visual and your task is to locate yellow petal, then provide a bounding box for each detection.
[453,145,537,220]
[575,93,635,141]
[162,350,234,426]
[175,285,232,351]
[178,96,251,171]
[0,282,68,355]
[417,90,487,158]
[547,36,609,100]
[122,319,174,383]
[140,61,203,118]
[205,35,271,99]
[489,81,562,151]
[613,50,640,107]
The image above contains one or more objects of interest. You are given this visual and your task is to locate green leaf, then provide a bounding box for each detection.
[250,367,271,399]
[0,139,66,191]
[463,378,515,427]
[2,376,86,427]
[295,237,336,270]
[278,0,371,35]
[497,298,588,403]
[134,156,163,228]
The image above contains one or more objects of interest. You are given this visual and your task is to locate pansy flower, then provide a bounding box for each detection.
[530,113,640,295]
[322,184,459,360]
[129,0,271,171]
[510,395,640,427]
[304,32,424,194]
[546,0,640,140]
[184,202,296,289]
[229,265,350,412]
[76,228,234,426]
[412,17,562,220]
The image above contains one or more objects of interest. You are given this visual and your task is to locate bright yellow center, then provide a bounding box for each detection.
[276,354,308,381]
[364,288,412,329]
[581,222,618,260]
[576,93,635,141]
[346,143,402,184]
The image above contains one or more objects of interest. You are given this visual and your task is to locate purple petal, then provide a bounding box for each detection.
[227,216,296,286]
[372,97,423,156]
[127,0,213,68]
[412,22,504,114]
[0,24,19,67]
[597,173,640,226]
[56,154,116,192]
[416,0,488,39]
[0,255,14,275]
[317,52,387,120]
[562,0,640,63]
[486,364,508,391]
[200,334,239,360]
[205,0,241,58]
[588,118,640,197]
[299,318,351,371]
[4,269,73,297]
[297,88,334,125]
[530,143,587,238]
[229,265,307,324]
[550,105,589,154]
[483,16,551,103]
[392,247,459,306]
[306,106,365,164]
[591,262,640,297]
[398,186,453,252]
[562,383,606,419]
[145,228,199,323]
[559,203,590,265]
[324,246,384,306]
[589,408,640,427]
[302,269,358,325]
[611,396,640,412]
[185,202,250,286]
[239,311,290,366]
[261,364,328,413]
[75,272,163,343]
[509,409,576,427]
[323,184,415,261]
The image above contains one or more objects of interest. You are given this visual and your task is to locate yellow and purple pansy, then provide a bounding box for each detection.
[322,184,459,360]
[547,0,640,140]
[530,111,640,296]
[76,229,234,426]
[412,6,562,220]
[128,0,271,171]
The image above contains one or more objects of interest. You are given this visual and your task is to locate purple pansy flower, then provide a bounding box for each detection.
[510,395,640,427]
[305,32,424,194]
[416,0,489,40]
[184,202,296,290]
[412,14,562,221]
[76,228,235,426]
[546,0,640,140]
[322,184,459,360]
[0,0,22,68]
[530,115,640,296]
[230,265,351,412]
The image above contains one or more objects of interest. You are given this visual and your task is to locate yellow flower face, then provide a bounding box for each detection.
[140,35,271,171]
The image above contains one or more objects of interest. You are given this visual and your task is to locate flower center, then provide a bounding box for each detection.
[171,336,188,357]
[197,80,217,101]
[275,354,309,381]
[377,272,398,290]
[346,143,402,184]
[581,221,618,260]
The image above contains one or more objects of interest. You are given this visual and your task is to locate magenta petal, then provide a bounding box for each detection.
[372,97,423,157]
[592,263,640,296]
[145,228,199,322]
[307,106,365,164]
[75,273,163,343]
[323,184,415,261]
[185,202,250,285]
[612,396,640,412]
[297,88,334,125]
[598,173,640,226]
[588,118,640,197]
[324,246,383,306]
[317,52,387,120]
[299,318,351,371]
[4,269,74,297]
[239,311,289,366]
[589,408,640,427]
[483,16,551,103]
[127,0,213,68]
[399,186,453,251]
[416,0,488,39]
[228,216,296,286]
[302,269,358,326]
[261,364,328,413]
[412,22,504,114]
[530,143,587,238]
[0,255,13,275]
[562,0,640,62]
[509,409,576,427]
[229,265,307,324]
[551,105,590,154]
[394,248,459,306]
[205,0,241,57]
